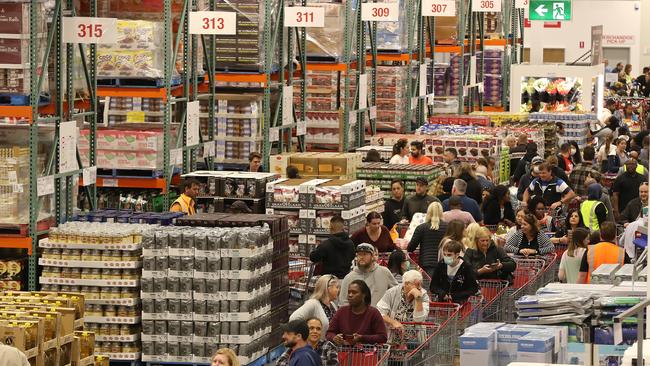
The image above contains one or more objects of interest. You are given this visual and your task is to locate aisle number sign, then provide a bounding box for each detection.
[515,0,529,9]
[62,17,117,44]
[284,7,325,27]
[361,3,399,22]
[472,0,502,13]
[529,0,571,20]
[422,0,456,16]
[189,12,237,35]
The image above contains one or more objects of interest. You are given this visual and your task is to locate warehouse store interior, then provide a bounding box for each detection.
[0,0,649,365]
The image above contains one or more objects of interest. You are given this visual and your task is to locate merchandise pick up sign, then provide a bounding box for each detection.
[529,0,571,21]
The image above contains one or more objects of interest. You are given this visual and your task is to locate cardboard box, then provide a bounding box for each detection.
[0,321,42,359]
[566,342,592,365]
[460,331,497,365]
[71,331,95,366]
[269,153,292,176]
[290,154,319,176]
[516,332,555,363]
[593,344,629,366]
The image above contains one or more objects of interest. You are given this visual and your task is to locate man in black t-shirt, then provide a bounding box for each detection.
[612,159,648,220]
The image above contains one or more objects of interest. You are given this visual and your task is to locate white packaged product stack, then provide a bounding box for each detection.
[140,225,274,365]
[39,222,147,360]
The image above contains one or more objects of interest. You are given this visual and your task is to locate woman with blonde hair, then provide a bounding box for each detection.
[211,348,240,366]
[462,223,483,250]
[464,227,516,282]
[407,202,448,278]
[289,274,340,338]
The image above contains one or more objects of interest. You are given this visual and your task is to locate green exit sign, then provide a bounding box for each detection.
[529,0,572,21]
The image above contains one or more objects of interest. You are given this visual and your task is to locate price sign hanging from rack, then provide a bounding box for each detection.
[472,0,502,12]
[62,17,118,44]
[422,0,456,16]
[361,2,400,22]
[189,11,237,35]
[186,101,200,146]
[284,7,325,27]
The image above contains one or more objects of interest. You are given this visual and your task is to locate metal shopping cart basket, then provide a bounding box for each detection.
[288,256,316,311]
[478,279,509,322]
[336,344,391,366]
[458,295,484,331]
[540,253,559,286]
[505,258,545,322]
[414,302,461,366]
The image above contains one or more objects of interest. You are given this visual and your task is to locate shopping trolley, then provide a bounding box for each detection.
[417,302,461,366]
[336,344,391,366]
[387,322,438,366]
[478,279,509,322]
[458,295,484,330]
[539,253,559,285]
[288,256,316,311]
[505,257,545,322]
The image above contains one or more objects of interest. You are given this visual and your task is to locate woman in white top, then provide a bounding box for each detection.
[558,227,589,283]
[289,274,340,339]
[597,134,616,170]
[389,139,410,164]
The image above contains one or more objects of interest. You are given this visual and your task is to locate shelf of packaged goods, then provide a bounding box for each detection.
[85,298,139,306]
[97,87,179,101]
[39,238,142,251]
[39,277,139,287]
[0,236,32,254]
[95,334,140,342]
[38,258,141,269]
[94,352,141,361]
[84,316,141,324]
[78,176,179,192]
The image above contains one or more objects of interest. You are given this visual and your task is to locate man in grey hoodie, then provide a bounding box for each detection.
[339,243,398,307]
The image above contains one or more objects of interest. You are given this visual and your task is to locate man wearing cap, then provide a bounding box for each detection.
[401,177,440,222]
[339,243,398,307]
[280,320,322,366]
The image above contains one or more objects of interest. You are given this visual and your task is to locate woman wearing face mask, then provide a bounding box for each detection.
[327,280,387,345]
[558,227,590,283]
[569,142,582,165]
[351,212,397,253]
[505,213,554,257]
[290,275,340,338]
[387,250,409,283]
[464,227,516,283]
[429,240,479,304]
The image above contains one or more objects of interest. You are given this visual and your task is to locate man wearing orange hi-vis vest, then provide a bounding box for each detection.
[169,179,200,215]
[577,222,629,284]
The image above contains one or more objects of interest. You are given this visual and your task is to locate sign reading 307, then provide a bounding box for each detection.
[422,0,456,17]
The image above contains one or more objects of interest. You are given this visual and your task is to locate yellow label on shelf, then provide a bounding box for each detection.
[126,111,145,123]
